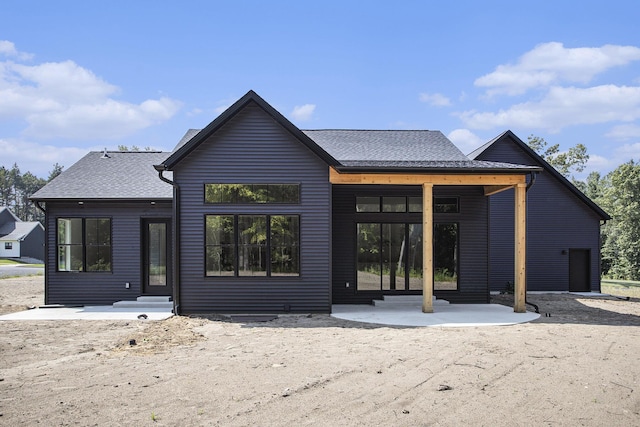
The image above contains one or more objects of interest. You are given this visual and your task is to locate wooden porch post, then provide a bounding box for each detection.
[514,183,527,313]
[422,183,434,313]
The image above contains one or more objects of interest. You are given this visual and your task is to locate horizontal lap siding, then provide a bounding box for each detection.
[332,185,489,304]
[45,202,172,305]
[174,104,331,313]
[480,139,603,292]
[20,226,44,261]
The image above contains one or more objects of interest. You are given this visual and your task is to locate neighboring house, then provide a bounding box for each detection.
[0,207,45,261]
[469,131,610,293]
[31,90,606,314]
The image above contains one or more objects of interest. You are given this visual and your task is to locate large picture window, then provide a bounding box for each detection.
[57,218,111,272]
[206,215,299,277]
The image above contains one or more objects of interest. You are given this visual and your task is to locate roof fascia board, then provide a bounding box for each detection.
[334,166,541,174]
[29,198,173,203]
[160,90,339,170]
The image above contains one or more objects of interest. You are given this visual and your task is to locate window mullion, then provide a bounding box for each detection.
[82,218,86,272]
[266,215,271,277]
[234,215,239,277]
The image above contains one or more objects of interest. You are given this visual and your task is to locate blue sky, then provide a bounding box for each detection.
[2,1,639,179]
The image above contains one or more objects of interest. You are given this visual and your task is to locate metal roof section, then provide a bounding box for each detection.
[30,151,173,201]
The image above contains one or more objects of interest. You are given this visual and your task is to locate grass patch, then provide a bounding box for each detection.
[0,259,44,268]
[602,279,640,298]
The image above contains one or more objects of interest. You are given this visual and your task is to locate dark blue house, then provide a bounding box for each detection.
[469,131,610,293]
[31,91,607,314]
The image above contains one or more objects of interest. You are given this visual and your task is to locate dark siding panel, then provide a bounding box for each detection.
[45,202,172,305]
[173,104,331,313]
[479,139,603,292]
[332,185,489,304]
[20,226,44,261]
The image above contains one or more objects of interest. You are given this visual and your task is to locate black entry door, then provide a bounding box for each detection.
[569,249,590,292]
[142,219,172,295]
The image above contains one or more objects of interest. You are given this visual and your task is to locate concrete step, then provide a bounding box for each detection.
[373,295,449,307]
[136,296,171,303]
[112,296,172,310]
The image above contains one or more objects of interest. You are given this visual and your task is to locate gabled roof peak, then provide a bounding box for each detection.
[160,90,340,169]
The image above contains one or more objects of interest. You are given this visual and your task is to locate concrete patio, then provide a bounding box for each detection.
[331,296,540,327]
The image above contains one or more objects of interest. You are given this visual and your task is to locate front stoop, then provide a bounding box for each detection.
[112,296,173,310]
[373,295,450,307]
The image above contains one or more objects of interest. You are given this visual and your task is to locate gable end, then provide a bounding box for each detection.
[160,90,339,170]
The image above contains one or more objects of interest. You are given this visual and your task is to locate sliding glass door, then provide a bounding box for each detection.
[356,222,457,292]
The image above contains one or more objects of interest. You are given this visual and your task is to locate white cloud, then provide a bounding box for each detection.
[419,92,451,107]
[584,143,640,176]
[475,42,640,96]
[291,104,316,121]
[0,40,33,60]
[213,104,231,115]
[459,85,640,132]
[605,124,640,140]
[0,138,89,178]
[24,97,181,140]
[0,41,181,140]
[447,128,485,154]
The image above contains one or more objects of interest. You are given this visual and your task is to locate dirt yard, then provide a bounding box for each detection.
[1,277,639,426]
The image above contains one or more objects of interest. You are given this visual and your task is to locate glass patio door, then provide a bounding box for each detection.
[357,223,423,292]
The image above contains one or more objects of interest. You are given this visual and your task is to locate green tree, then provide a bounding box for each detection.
[600,161,640,280]
[527,135,589,178]
[118,145,153,151]
[0,162,64,223]
[48,163,64,181]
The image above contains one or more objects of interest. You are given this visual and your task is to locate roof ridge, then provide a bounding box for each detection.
[302,129,437,132]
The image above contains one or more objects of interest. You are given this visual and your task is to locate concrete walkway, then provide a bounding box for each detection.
[0,306,174,321]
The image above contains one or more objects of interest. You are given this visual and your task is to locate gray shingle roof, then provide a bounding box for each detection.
[0,221,42,241]
[172,129,202,152]
[337,160,540,171]
[30,151,173,201]
[302,130,469,162]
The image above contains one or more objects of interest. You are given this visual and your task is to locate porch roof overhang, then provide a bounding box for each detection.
[329,164,541,191]
[330,165,536,315]
[333,159,542,175]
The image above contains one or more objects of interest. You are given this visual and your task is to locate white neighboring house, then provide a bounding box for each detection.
[0,207,44,261]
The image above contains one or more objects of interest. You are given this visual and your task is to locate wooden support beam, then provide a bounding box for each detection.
[484,185,514,196]
[514,183,527,313]
[330,168,527,186]
[422,183,434,313]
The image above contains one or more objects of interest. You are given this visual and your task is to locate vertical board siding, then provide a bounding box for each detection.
[174,104,331,313]
[45,202,172,305]
[478,138,603,292]
[332,185,489,304]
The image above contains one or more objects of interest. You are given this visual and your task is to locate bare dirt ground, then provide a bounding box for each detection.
[1,277,639,426]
